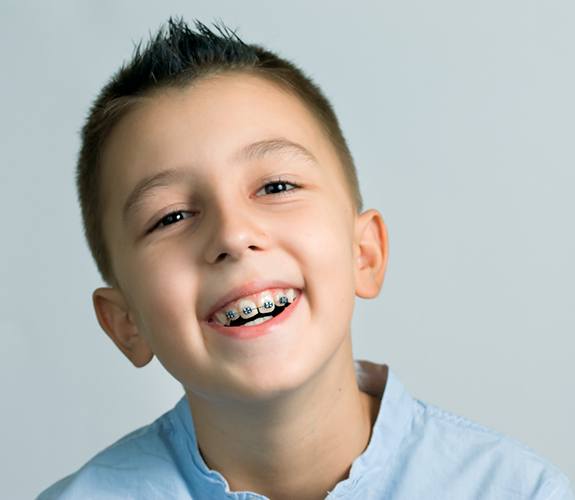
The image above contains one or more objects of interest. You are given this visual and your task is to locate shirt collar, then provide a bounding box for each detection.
[327,360,415,497]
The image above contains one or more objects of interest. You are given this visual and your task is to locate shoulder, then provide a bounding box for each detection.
[397,397,574,499]
[36,407,190,499]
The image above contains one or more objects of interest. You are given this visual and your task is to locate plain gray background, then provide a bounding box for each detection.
[1,1,573,498]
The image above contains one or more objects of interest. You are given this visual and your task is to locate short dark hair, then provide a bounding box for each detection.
[77,17,363,287]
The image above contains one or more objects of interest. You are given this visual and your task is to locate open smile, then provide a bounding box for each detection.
[203,291,302,341]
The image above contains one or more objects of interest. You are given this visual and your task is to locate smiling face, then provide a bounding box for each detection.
[95,72,386,403]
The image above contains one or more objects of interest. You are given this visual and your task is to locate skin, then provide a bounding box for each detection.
[93,72,389,500]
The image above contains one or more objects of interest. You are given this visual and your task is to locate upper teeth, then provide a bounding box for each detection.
[213,288,297,326]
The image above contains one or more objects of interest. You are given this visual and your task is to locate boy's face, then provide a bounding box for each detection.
[96,72,386,401]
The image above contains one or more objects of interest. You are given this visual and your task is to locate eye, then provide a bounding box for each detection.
[149,210,196,233]
[147,179,300,234]
[256,178,300,197]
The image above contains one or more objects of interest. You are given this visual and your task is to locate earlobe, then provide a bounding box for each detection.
[92,288,154,368]
[354,209,389,299]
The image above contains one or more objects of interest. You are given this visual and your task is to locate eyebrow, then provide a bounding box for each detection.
[122,138,318,224]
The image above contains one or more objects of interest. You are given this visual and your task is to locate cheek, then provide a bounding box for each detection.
[294,203,354,273]
[131,257,187,307]
[144,273,195,332]
[122,253,200,341]
[291,204,356,322]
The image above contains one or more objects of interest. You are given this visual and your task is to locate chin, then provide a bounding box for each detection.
[224,354,318,403]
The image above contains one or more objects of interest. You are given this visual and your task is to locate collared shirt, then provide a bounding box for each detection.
[38,360,574,499]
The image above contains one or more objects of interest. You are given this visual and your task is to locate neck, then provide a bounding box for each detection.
[186,338,381,500]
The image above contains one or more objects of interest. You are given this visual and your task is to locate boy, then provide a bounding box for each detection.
[39,18,573,500]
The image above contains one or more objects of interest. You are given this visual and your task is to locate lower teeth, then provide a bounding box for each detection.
[242,316,273,327]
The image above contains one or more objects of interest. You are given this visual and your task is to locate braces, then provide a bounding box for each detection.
[226,302,288,327]
[225,295,289,320]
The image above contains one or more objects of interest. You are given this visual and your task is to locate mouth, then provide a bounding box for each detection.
[204,291,302,340]
[205,285,300,325]
[223,301,288,327]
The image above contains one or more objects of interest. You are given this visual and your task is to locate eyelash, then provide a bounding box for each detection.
[148,178,301,233]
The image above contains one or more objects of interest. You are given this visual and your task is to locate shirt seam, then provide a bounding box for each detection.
[541,473,573,500]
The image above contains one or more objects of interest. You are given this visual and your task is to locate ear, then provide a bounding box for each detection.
[92,287,154,368]
[353,209,389,299]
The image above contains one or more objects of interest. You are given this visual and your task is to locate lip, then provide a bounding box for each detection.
[202,291,302,340]
[204,279,301,321]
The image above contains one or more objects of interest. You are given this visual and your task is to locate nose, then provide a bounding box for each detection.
[203,196,269,264]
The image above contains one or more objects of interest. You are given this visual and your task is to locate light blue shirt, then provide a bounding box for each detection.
[38,360,574,499]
